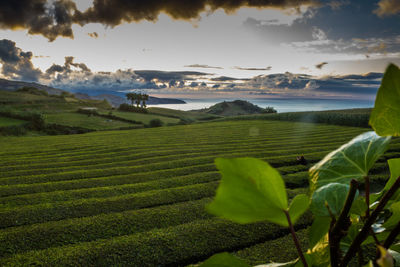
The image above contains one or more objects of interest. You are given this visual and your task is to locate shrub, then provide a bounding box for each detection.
[148,118,163,127]
[118,103,148,113]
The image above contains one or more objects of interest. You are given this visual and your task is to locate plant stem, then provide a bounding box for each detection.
[365,176,370,218]
[384,221,400,249]
[284,210,308,267]
[340,176,400,267]
[330,179,359,267]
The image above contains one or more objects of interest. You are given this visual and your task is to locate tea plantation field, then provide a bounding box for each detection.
[0,120,398,266]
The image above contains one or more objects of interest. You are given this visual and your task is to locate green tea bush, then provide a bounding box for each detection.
[201,64,400,267]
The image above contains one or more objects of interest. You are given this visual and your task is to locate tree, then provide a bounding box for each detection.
[135,94,141,107]
[141,94,149,108]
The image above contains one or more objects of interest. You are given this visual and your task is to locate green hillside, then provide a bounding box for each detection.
[199,100,274,116]
[0,89,213,134]
[0,120,397,266]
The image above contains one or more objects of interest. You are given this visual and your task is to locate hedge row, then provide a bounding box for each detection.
[0,141,345,178]
[0,182,219,228]
[0,150,332,186]
[0,172,220,208]
[0,214,312,266]
[0,124,364,163]
[234,228,309,265]
[0,129,361,169]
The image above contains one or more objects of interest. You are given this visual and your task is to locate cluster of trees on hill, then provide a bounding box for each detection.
[126,93,149,108]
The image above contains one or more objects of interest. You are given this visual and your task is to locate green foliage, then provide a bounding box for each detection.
[16,86,48,96]
[370,64,400,136]
[262,106,278,114]
[148,118,164,127]
[308,217,330,248]
[118,103,148,113]
[208,158,289,226]
[202,64,400,267]
[310,183,352,217]
[201,253,251,267]
[309,131,391,191]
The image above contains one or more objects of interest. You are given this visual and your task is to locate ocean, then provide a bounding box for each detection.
[148,98,375,113]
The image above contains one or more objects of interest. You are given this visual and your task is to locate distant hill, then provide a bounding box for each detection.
[199,100,275,116]
[0,78,64,95]
[0,78,186,107]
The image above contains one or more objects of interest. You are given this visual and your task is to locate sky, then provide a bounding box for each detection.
[0,0,400,99]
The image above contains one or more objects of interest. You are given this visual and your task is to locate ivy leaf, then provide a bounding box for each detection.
[309,217,330,248]
[207,158,288,226]
[199,252,251,267]
[384,158,400,201]
[309,131,391,191]
[384,201,400,229]
[288,194,309,224]
[310,183,356,217]
[369,63,400,137]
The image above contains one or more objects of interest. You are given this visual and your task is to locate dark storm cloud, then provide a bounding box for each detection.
[0,0,76,41]
[0,0,317,41]
[315,62,327,69]
[0,39,42,81]
[238,71,382,96]
[45,56,91,77]
[185,64,222,69]
[134,70,209,82]
[245,0,400,54]
[73,0,317,26]
[234,66,272,71]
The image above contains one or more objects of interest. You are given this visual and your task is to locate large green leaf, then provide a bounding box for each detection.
[309,131,391,191]
[309,217,330,248]
[310,183,355,217]
[288,194,309,224]
[369,63,400,137]
[199,252,251,267]
[207,158,288,226]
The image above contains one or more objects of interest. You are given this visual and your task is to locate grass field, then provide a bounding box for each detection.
[100,110,180,125]
[0,116,26,127]
[0,120,398,266]
[45,112,139,130]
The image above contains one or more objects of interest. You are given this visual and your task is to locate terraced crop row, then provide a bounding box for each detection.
[0,120,398,266]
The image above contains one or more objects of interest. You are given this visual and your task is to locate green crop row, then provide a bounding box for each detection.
[0,127,363,168]
[0,188,306,257]
[0,121,365,161]
[0,139,353,178]
[0,182,218,228]
[234,228,309,266]
[0,215,312,266]
[0,172,220,208]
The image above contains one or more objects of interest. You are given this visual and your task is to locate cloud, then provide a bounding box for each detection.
[0,39,42,81]
[0,0,317,41]
[246,0,400,55]
[234,66,272,71]
[73,0,317,26]
[87,32,99,38]
[374,0,400,17]
[0,0,76,42]
[315,62,328,69]
[134,70,209,82]
[210,76,238,81]
[185,64,222,69]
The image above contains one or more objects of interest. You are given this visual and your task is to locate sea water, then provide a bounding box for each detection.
[148,98,374,113]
